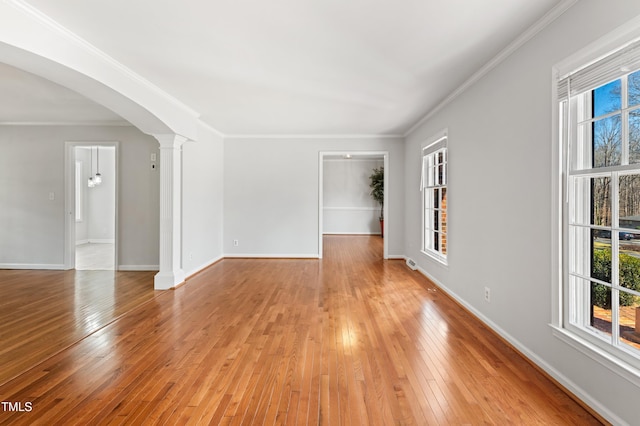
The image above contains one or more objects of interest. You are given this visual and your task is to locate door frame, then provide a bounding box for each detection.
[64,141,119,270]
[318,151,389,259]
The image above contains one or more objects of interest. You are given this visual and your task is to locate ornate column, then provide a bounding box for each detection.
[154,134,187,289]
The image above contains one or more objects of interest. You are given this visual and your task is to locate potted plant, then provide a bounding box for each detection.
[369,166,384,237]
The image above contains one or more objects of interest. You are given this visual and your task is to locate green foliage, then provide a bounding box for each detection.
[591,249,640,308]
[620,252,640,297]
[369,167,384,220]
[591,249,612,308]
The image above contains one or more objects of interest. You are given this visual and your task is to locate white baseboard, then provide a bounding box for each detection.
[387,254,405,260]
[76,239,114,245]
[1,263,157,272]
[224,253,320,259]
[117,264,159,271]
[322,232,381,235]
[184,255,224,278]
[411,260,622,426]
[0,263,66,270]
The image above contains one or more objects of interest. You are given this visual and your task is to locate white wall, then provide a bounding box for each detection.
[224,137,403,257]
[88,147,115,242]
[0,125,159,269]
[404,2,640,424]
[75,146,116,244]
[75,148,90,244]
[181,124,225,277]
[323,158,383,234]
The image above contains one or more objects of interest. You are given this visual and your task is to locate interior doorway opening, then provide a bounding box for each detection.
[65,142,119,271]
[318,151,389,259]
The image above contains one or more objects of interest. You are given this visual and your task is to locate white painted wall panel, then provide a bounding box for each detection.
[86,147,115,242]
[323,158,383,234]
[75,147,89,244]
[181,124,224,277]
[323,207,380,234]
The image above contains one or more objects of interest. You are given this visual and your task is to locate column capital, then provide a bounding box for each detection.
[153,133,189,149]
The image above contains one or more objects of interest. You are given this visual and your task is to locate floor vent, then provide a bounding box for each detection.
[406,258,418,270]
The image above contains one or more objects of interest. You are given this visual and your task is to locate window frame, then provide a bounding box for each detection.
[554,31,640,383]
[421,132,448,265]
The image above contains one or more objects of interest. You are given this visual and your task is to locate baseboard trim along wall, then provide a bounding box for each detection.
[224,253,320,259]
[0,263,65,270]
[387,254,405,260]
[184,255,224,279]
[322,232,381,235]
[76,239,115,245]
[117,265,159,271]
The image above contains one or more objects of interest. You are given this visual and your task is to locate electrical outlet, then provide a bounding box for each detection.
[233,239,239,247]
[484,287,491,303]
[189,252,193,260]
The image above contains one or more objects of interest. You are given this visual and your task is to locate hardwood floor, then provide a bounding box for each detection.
[0,269,157,385]
[0,236,602,425]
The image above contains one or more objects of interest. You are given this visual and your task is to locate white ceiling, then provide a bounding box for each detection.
[3,0,564,136]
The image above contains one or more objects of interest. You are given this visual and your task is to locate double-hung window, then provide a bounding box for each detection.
[421,133,447,264]
[559,40,640,367]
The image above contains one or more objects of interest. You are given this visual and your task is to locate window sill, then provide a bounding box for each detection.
[550,325,640,388]
[420,249,447,266]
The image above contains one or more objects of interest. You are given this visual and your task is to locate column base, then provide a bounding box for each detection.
[154,269,186,290]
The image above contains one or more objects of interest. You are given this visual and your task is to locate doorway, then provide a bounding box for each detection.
[65,142,119,270]
[318,151,389,259]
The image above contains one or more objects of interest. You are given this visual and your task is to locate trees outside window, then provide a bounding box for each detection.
[565,67,640,359]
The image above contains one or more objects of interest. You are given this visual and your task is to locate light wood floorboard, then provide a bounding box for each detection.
[0,269,158,386]
[0,236,602,424]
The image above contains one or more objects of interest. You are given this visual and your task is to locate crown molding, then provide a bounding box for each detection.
[224,133,403,140]
[404,0,579,137]
[0,120,132,127]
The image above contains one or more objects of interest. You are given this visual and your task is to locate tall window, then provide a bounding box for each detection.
[560,42,640,365]
[421,134,447,263]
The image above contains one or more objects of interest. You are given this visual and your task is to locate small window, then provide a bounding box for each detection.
[421,133,448,264]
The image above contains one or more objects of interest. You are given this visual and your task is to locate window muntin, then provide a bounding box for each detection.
[565,69,640,360]
[422,143,447,263]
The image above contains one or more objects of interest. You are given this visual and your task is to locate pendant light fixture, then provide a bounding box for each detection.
[88,146,96,188]
[94,146,102,185]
